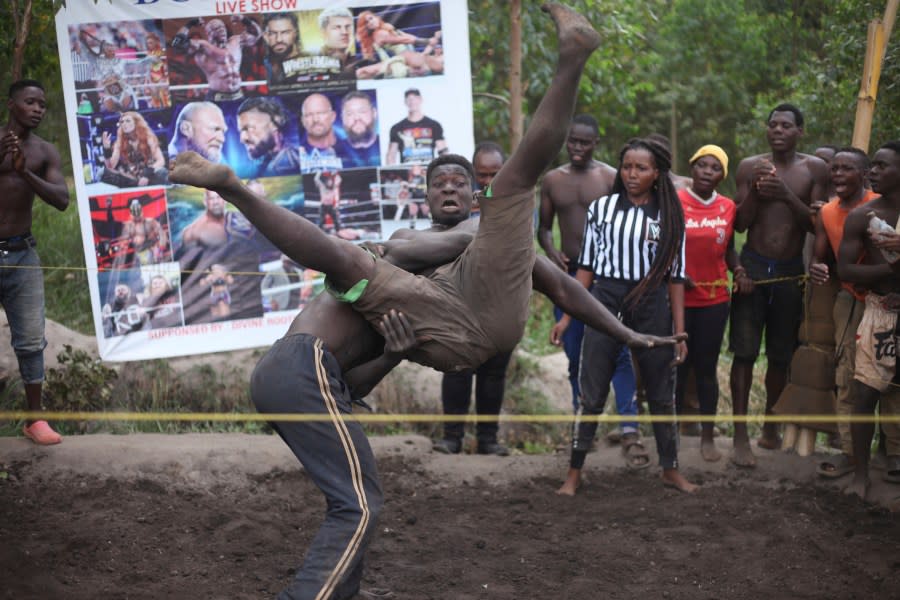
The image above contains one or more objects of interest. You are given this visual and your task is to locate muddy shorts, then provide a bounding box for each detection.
[854,293,899,393]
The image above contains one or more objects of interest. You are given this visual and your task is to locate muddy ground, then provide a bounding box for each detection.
[1,433,899,600]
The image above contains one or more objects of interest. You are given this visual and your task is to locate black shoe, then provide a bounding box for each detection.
[477,441,510,456]
[432,438,462,454]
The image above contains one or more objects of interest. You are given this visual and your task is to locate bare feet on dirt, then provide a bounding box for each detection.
[700,438,722,462]
[731,438,757,468]
[757,426,782,450]
[541,2,602,60]
[556,468,582,496]
[169,151,235,190]
[661,469,698,493]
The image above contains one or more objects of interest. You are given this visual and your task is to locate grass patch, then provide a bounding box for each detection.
[0,346,260,436]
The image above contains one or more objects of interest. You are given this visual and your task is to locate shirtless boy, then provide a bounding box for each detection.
[729,103,829,466]
[837,140,900,500]
[0,80,70,444]
[172,16,261,100]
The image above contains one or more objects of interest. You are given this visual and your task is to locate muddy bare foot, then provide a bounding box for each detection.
[169,151,234,190]
[661,468,698,494]
[844,475,870,500]
[731,438,757,468]
[757,423,782,450]
[541,2,601,59]
[700,438,722,462]
[757,433,782,451]
[556,468,582,496]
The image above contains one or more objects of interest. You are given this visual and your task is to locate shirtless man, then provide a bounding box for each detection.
[0,80,71,445]
[120,197,167,267]
[809,148,877,479]
[181,189,228,247]
[837,140,900,500]
[539,119,611,377]
[539,115,640,451]
[729,103,829,466]
[171,16,261,101]
[314,170,342,232]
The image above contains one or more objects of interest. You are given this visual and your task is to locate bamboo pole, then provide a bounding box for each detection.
[509,0,523,151]
[851,0,898,152]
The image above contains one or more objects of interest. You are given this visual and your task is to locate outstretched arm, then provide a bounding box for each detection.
[532,255,686,348]
[233,15,262,46]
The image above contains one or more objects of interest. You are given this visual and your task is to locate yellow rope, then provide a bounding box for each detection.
[4,265,810,285]
[0,264,286,278]
[3,411,899,424]
[692,274,807,298]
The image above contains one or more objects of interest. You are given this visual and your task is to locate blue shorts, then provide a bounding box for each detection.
[728,249,804,366]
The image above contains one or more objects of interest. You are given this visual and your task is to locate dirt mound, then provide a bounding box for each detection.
[1,433,898,599]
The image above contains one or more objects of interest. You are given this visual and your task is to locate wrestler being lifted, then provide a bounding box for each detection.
[170,3,603,375]
[171,7,687,599]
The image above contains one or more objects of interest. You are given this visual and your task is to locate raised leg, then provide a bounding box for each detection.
[490,3,601,197]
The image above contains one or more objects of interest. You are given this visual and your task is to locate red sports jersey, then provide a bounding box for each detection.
[678,188,736,307]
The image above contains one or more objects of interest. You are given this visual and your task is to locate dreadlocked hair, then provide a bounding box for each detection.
[612,137,685,309]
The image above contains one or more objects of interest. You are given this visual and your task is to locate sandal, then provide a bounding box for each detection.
[816,453,855,479]
[884,455,900,484]
[621,433,651,471]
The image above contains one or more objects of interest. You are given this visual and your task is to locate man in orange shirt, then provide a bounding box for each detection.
[809,147,877,478]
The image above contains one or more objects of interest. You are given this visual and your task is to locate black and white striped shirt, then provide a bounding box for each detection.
[577,193,685,282]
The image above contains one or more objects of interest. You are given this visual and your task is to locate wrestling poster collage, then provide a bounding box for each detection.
[56,0,474,360]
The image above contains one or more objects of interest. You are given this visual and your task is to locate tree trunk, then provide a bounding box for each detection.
[509,0,523,152]
[11,0,34,82]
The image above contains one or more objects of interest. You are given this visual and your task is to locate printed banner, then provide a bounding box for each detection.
[55,0,474,361]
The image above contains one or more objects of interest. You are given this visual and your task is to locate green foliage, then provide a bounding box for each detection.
[0,2,71,172]
[1,347,258,436]
[44,344,118,412]
[470,0,900,191]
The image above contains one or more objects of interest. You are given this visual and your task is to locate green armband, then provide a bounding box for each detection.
[325,277,369,303]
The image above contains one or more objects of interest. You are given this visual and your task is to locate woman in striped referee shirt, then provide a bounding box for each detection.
[556,137,697,494]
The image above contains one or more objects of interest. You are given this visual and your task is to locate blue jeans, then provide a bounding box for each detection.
[0,246,46,383]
